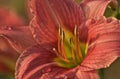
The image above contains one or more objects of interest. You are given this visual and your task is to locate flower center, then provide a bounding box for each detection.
[53,26,88,68]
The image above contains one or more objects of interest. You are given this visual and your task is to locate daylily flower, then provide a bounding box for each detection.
[0,7,24,26]
[1,0,120,79]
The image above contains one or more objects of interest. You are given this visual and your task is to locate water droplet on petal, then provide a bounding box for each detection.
[107,64,110,67]
[0,26,13,31]
[105,64,110,68]
[64,76,67,79]
[46,68,51,72]
[42,68,51,73]
[8,27,12,30]
[33,34,37,38]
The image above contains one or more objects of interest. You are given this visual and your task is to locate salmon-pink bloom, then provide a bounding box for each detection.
[0,8,36,53]
[0,7,24,74]
[0,7,35,74]
[0,0,120,79]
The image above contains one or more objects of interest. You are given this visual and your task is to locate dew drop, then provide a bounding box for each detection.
[64,76,67,79]
[8,27,12,30]
[105,64,110,68]
[29,8,34,15]
[42,68,51,73]
[46,68,51,72]
[107,64,110,67]
[1,26,13,31]
[33,34,37,38]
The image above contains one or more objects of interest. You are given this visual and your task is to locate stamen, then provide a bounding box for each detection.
[70,38,77,64]
[58,27,62,56]
[74,26,82,61]
[58,26,68,61]
[60,28,66,59]
[55,26,87,68]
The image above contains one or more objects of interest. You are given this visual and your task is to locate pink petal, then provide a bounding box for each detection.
[15,44,99,79]
[0,26,36,53]
[80,17,120,71]
[29,0,84,45]
[80,0,111,19]
[0,7,24,26]
[15,44,63,79]
[76,70,99,79]
[79,22,88,42]
[30,18,57,47]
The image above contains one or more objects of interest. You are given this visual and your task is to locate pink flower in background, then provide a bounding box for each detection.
[0,7,24,74]
[0,8,36,53]
[0,7,24,26]
[0,0,120,79]
[0,7,36,74]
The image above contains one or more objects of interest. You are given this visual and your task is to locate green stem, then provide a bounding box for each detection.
[98,69,104,79]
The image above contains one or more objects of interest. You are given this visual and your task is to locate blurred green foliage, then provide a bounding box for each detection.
[104,0,120,19]
[0,73,14,79]
[74,0,81,3]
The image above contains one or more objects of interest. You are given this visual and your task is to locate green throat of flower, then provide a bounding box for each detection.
[53,26,88,69]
